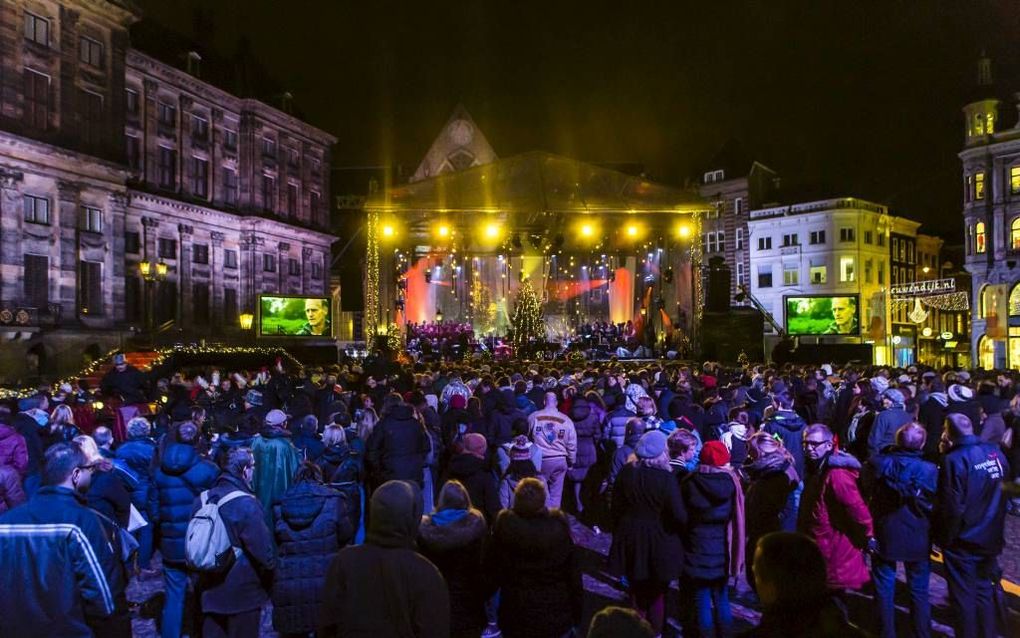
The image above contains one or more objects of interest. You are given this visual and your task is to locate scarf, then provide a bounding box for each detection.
[697,465,747,585]
[430,508,469,527]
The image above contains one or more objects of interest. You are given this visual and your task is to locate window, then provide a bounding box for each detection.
[79,206,102,233]
[735,228,744,250]
[310,191,320,220]
[311,158,321,174]
[125,231,140,254]
[224,249,238,269]
[23,69,49,130]
[877,233,885,247]
[1011,166,1020,195]
[191,157,208,198]
[157,102,176,128]
[288,148,299,167]
[864,259,873,284]
[975,171,986,200]
[839,227,856,242]
[262,174,275,211]
[125,134,141,170]
[783,264,799,285]
[840,256,856,282]
[263,254,276,272]
[907,243,914,264]
[782,233,799,247]
[864,230,873,244]
[24,254,49,308]
[809,230,826,245]
[24,12,48,46]
[78,36,103,67]
[222,168,238,206]
[965,174,973,203]
[78,89,103,148]
[976,221,986,253]
[717,231,725,252]
[158,238,177,259]
[287,183,298,217]
[312,260,323,280]
[193,282,209,325]
[192,244,209,265]
[735,262,744,286]
[289,258,301,276]
[734,197,744,215]
[224,129,238,150]
[810,264,827,284]
[757,266,772,288]
[23,194,49,224]
[757,236,772,251]
[1011,218,1020,250]
[158,147,176,189]
[191,116,209,143]
[878,261,885,284]
[79,261,103,316]
[262,137,276,158]
[224,288,238,324]
[125,89,139,115]
[703,169,724,183]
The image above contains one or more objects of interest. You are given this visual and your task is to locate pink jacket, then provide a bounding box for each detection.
[0,464,26,513]
[798,451,874,590]
[0,423,28,477]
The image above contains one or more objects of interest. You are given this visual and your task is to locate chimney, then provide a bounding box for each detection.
[186,51,202,78]
[281,92,294,114]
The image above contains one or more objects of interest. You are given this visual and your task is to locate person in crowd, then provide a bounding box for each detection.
[760,392,807,479]
[867,388,913,459]
[0,456,26,513]
[292,414,326,462]
[667,428,700,478]
[798,424,875,596]
[46,404,81,448]
[486,477,581,638]
[609,418,645,487]
[867,422,937,638]
[93,426,115,458]
[586,606,655,638]
[442,432,499,523]
[0,442,117,636]
[251,409,302,529]
[195,446,276,637]
[0,409,28,478]
[568,390,603,513]
[100,353,149,404]
[154,421,218,638]
[12,394,48,493]
[976,387,1007,445]
[211,415,258,469]
[609,430,686,635]
[417,480,489,638]
[319,480,450,638]
[741,431,800,590]
[528,391,577,509]
[680,440,742,638]
[946,383,981,432]
[499,433,540,509]
[75,435,131,530]
[936,413,1010,638]
[719,408,752,467]
[743,532,868,637]
[115,416,158,572]
[365,395,431,489]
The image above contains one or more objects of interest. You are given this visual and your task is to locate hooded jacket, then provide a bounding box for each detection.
[153,442,218,565]
[867,447,937,562]
[681,468,737,582]
[569,398,603,476]
[609,464,686,583]
[251,429,302,528]
[442,453,500,523]
[0,422,28,477]
[867,405,913,460]
[935,435,1009,556]
[0,464,26,513]
[417,508,488,638]
[319,480,450,638]
[762,410,807,479]
[367,404,431,485]
[743,453,800,555]
[797,451,874,590]
[114,437,157,518]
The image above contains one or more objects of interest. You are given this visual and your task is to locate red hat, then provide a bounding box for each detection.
[700,440,730,467]
[449,395,467,410]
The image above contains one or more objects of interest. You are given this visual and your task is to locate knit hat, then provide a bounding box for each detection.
[956,371,971,382]
[113,353,126,365]
[449,394,467,410]
[870,376,890,395]
[462,433,487,459]
[635,430,668,459]
[265,409,288,427]
[700,440,731,467]
[245,389,263,406]
[948,384,974,403]
[883,388,905,407]
[509,434,533,461]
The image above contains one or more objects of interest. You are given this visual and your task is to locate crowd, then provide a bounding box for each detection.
[0,353,1016,638]
[406,321,476,361]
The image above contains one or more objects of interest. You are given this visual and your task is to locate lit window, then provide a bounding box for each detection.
[810,265,827,284]
[976,222,986,253]
[1011,166,1020,195]
[783,264,799,285]
[975,172,985,200]
[1012,218,1020,251]
[840,256,856,282]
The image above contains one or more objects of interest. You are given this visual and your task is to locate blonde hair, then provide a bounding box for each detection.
[72,435,103,465]
[322,424,347,447]
[357,407,378,442]
[51,404,75,426]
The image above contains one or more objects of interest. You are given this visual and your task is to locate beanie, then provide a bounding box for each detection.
[462,433,487,459]
[449,395,467,410]
[635,430,668,459]
[700,440,731,467]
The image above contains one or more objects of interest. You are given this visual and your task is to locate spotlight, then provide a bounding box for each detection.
[436,224,450,238]
[484,222,501,239]
[382,224,395,238]
[676,223,692,239]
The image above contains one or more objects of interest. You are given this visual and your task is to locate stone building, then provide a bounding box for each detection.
[0,0,335,382]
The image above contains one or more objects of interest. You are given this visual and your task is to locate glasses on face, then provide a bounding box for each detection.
[803,439,831,449]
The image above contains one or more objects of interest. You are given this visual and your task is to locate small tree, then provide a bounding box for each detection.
[511,279,545,356]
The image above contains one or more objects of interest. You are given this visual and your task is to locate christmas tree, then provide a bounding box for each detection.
[511,279,545,355]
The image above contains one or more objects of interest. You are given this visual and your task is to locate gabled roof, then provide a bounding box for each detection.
[369,151,708,216]
[410,105,498,182]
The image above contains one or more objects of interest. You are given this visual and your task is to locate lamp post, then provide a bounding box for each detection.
[238,312,255,344]
[139,260,167,334]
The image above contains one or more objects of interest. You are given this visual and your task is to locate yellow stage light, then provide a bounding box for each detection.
[484,222,501,239]
[581,223,594,237]
[677,223,692,239]
[381,224,395,238]
[436,224,450,238]
[625,223,639,238]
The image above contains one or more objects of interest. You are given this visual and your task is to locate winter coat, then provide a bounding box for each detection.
[866,406,913,459]
[272,480,354,634]
[0,486,117,637]
[935,435,1009,556]
[418,508,489,638]
[681,468,736,582]
[87,467,132,528]
[11,412,44,477]
[442,453,500,523]
[609,432,642,486]
[918,393,948,457]
[743,454,800,559]
[153,442,218,565]
[762,410,807,479]
[797,452,874,590]
[251,430,302,528]
[212,432,255,468]
[100,365,148,404]
[947,398,982,432]
[0,422,28,477]
[979,412,1007,445]
[292,432,326,462]
[195,473,277,615]
[366,404,430,485]
[568,398,602,480]
[0,464,26,513]
[317,442,362,484]
[609,464,686,583]
[486,507,581,638]
[605,407,635,449]
[489,406,526,447]
[115,437,157,518]
[499,458,540,509]
[867,447,937,562]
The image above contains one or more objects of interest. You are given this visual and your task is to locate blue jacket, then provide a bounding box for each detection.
[115,438,158,518]
[936,435,1010,556]
[154,443,218,565]
[867,407,913,460]
[867,447,937,562]
[0,486,117,637]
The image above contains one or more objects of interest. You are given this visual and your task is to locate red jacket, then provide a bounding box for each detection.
[0,465,26,513]
[798,451,874,590]
[0,423,28,477]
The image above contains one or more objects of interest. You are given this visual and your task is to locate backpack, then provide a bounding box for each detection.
[185,490,251,572]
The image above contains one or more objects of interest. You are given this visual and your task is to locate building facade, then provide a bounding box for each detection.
[0,0,335,382]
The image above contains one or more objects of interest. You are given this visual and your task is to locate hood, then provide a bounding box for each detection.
[418,508,487,551]
[769,410,806,432]
[823,450,862,472]
[871,448,929,499]
[726,422,748,439]
[387,403,417,421]
[320,442,351,465]
[569,398,592,422]
[927,392,948,408]
[366,480,423,549]
[446,453,487,478]
[0,422,17,441]
[687,468,736,505]
[280,481,331,529]
[745,453,793,480]
[160,443,200,476]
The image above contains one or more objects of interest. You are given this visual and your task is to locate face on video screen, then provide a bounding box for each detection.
[260,296,331,336]
[786,296,859,336]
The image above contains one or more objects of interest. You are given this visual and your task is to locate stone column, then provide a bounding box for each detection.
[57,180,82,321]
[0,168,24,303]
[302,246,314,295]
[211,109,223,206]
[142,79,159,186]
[278,241,289,293]
[177,223,193,325]
[211,231,224,330]
[108,192,129,322]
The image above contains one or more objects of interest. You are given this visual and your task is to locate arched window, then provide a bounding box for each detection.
[1011,217,1020,251]
[975,222,986,253]
[978,334,995,370]
[1010,283,1020,317]
[978,283,989,317]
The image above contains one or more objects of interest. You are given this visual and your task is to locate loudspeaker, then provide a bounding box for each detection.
[706,256,730,313]
[699,308,764,363]
[340,265,364,311]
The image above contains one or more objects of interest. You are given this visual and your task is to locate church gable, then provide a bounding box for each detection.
[411,105,497,182]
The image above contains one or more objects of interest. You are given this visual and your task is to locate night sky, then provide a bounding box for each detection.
[134,1,1020,239]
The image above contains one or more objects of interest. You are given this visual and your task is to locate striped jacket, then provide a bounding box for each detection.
[0,486,116,637]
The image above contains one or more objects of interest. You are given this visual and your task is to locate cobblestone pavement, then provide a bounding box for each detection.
[128,513,1020,637]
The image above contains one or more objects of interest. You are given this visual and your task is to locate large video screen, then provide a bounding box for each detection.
[259,296,331,337]
[785,295,860,336]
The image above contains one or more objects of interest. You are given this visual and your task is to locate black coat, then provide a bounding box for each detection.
[486,508,581,638]
[867,447,937,562]
[935,435,1010,556]
[100,365,148,403]
[272,480,354,634]
[366,404,430,485]
[681,468,736,582]
[609,464,686,583]
[115,438,157,518]
[442,454,500,523]
[418,509,489,638]
[11,412,44,476]
[87,467,132,528]
[918,394,948,457]
[762,411,807,479]
[153,443,218,565]
[743,455,799,552]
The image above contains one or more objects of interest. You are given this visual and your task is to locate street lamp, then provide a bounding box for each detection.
[138,260,167,334]
[238,313,254,331]
[436,308,444,323]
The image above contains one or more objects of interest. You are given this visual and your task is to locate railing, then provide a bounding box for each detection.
[0,301,62,328]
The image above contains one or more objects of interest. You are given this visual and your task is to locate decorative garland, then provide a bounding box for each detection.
[365,208,381,344]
